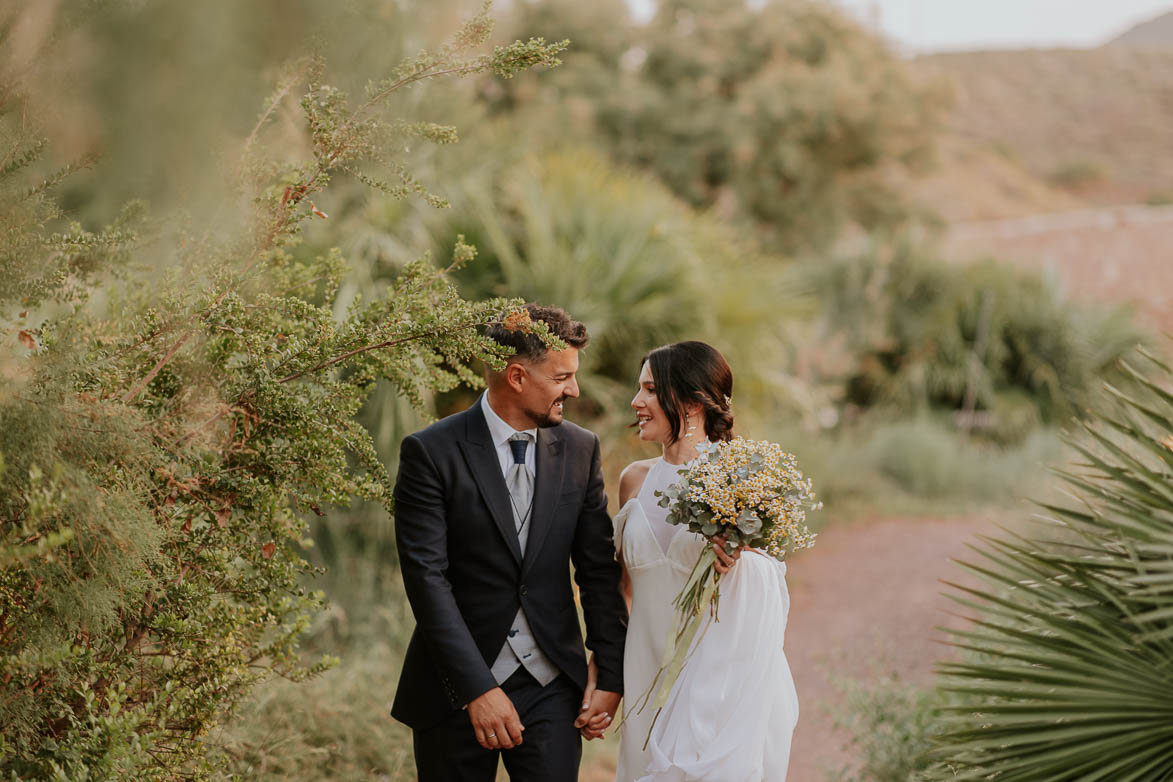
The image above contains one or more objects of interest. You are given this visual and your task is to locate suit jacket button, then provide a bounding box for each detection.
[519,584,528,596]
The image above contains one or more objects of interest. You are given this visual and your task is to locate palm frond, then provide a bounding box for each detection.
[927,353,1173,781]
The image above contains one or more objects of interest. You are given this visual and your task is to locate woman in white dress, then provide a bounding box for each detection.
[587,341,799,782]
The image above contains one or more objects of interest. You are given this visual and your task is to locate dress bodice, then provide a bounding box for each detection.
[635,457,689,554]
[615,458,705,574]
[614,498,705,577]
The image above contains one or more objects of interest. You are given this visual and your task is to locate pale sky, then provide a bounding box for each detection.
[628,0,1173,54]
[833,0,1173,53]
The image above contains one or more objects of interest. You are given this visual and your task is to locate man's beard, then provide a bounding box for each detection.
[525,397,567,428]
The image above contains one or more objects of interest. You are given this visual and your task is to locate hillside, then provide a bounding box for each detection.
[1110,9,1173,47]
[900,42,1173,334]
[911,47,1173,215]
[904,134,1080,222]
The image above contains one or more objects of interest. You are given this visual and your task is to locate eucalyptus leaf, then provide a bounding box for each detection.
[736,512,762,536]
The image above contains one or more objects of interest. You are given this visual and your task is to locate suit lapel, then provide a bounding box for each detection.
[458,408,523,566]
[522,426,565,577]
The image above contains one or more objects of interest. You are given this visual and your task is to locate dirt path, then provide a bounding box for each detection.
[783,514,996,782]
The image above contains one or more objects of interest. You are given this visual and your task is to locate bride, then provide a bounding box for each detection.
[585,340,799,782]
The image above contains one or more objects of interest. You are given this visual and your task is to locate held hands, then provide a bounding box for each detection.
[571,547,741,744]
[576,655,621,740]
[466,687,525,749]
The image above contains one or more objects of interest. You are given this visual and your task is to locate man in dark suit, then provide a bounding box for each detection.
[391,304,627,781]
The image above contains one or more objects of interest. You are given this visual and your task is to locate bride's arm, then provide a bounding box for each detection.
[619,560,632,609]
[615,461,651,610]
[617,460,650,506]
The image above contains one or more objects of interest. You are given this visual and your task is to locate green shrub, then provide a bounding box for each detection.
[214,630,416,780]
[780,416,1062,516]
[834,676,942,782]
[418,147,810,442]
[1046,159,1105,191]
[811,248,1144,438]
[867,418,1053,500]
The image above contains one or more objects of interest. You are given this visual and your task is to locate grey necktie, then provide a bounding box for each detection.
[507,433,534,550]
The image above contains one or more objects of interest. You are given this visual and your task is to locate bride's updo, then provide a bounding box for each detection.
[642,340,734,444]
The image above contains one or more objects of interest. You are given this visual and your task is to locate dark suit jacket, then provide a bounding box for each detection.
[391,402,628,730]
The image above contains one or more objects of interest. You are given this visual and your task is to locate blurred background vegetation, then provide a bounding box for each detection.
[5,0,1169,778]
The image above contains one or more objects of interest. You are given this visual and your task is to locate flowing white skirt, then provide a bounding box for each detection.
[615,499,799,782]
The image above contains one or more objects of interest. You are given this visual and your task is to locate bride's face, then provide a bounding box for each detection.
[632,362,673,444]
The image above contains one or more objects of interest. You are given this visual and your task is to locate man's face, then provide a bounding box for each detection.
[516,348,580,428]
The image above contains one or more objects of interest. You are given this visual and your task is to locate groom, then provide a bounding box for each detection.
[391,304,627,781]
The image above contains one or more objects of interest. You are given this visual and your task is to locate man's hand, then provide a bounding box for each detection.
[466,687,524,749]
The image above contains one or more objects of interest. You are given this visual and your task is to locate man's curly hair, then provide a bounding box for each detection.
[485,303,589,363]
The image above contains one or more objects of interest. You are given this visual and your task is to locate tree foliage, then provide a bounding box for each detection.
[0,4,566,778]
[25,0,495,224]
[423,148,807,431]
[928,351,1173,780]
[500,0,946,253]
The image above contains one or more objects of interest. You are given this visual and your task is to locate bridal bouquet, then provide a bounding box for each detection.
[639,437,819,734]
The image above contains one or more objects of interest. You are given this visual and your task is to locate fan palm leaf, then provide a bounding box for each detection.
[927,350,1173,781]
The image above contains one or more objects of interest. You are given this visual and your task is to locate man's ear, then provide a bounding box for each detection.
[504,361,527,393]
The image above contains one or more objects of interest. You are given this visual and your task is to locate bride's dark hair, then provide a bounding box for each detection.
[641,341,734,445]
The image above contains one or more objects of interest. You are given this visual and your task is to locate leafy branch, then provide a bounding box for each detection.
[0,3,568,777]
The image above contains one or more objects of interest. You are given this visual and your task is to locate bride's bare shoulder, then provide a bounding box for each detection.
[619,458,658,506]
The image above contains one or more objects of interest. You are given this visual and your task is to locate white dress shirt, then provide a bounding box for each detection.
[481,393,537,478]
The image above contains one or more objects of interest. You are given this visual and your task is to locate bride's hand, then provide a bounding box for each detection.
[711,534,743,574]
[576,655,614,740]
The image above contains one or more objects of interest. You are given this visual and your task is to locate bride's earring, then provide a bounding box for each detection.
[684,414,697,441]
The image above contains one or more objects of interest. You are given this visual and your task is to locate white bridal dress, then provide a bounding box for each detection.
[613,457,799,782]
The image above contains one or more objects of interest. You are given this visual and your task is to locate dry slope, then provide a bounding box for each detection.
[914,47,1173,207]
